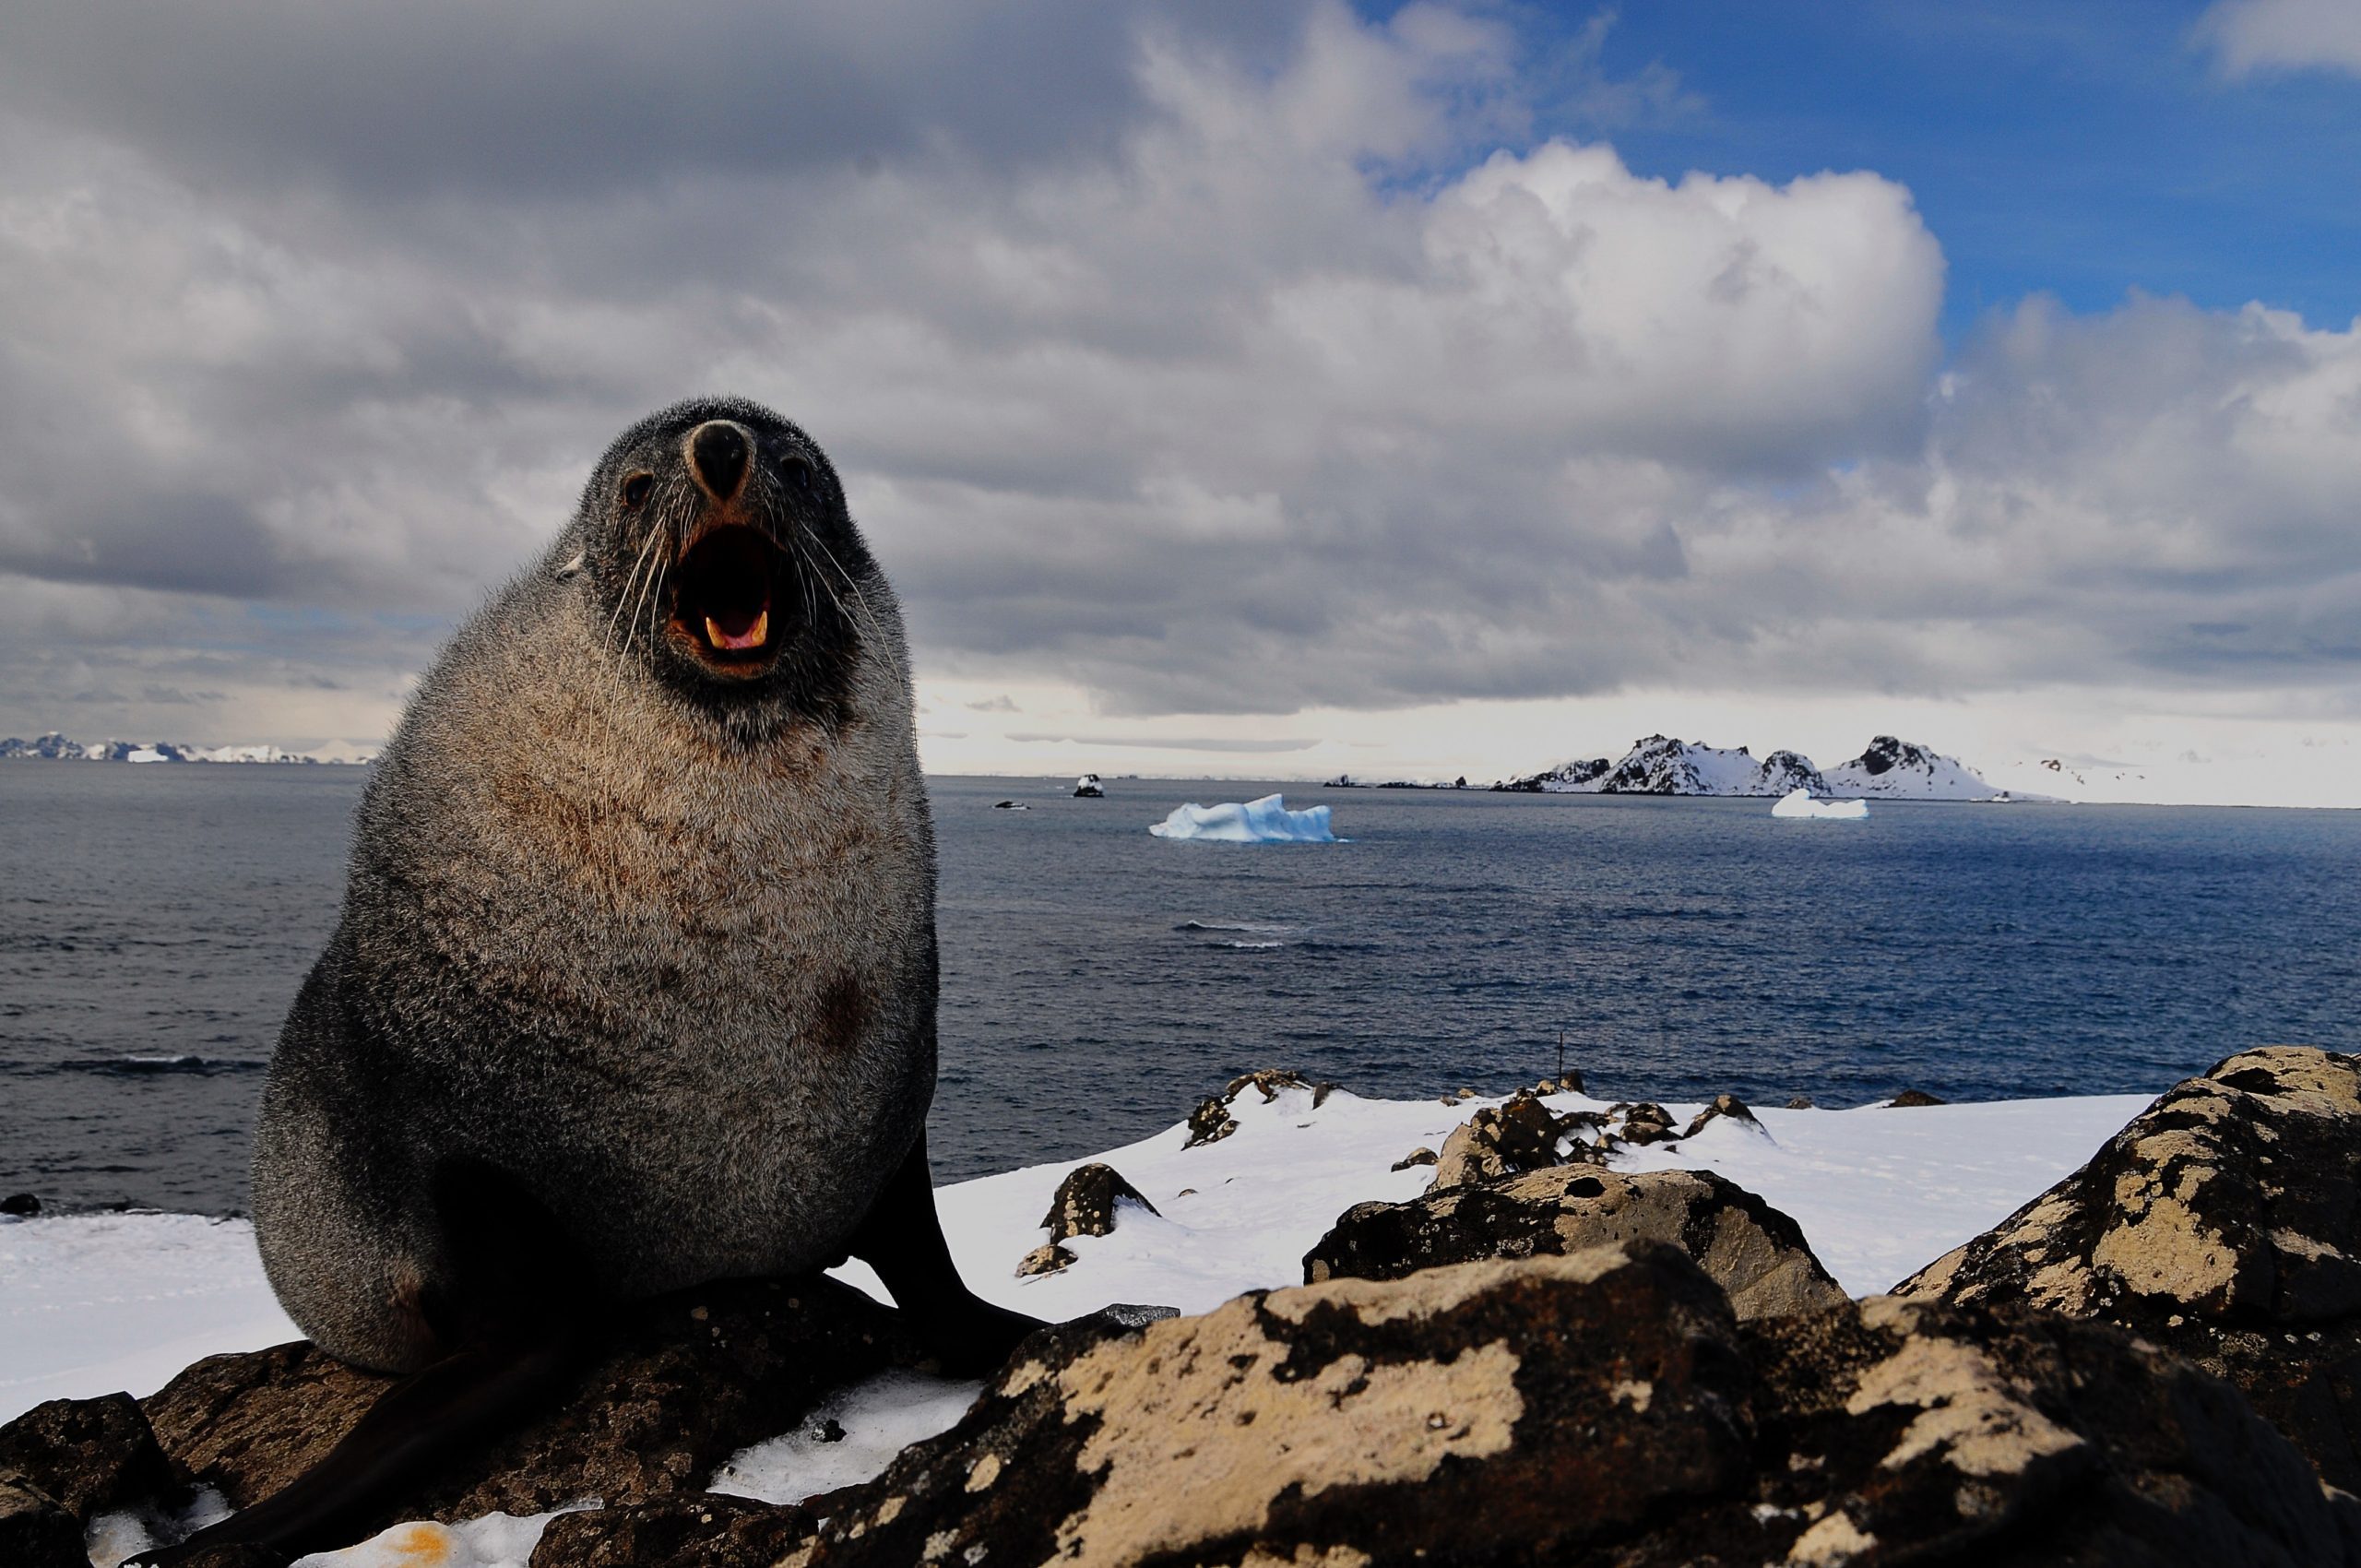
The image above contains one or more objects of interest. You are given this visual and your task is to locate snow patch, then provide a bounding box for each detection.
[1149,794,1338,843]
[708,1371,984,1505]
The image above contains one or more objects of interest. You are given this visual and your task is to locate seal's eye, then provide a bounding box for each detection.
[778,451,814,488]
[620,472,654,509]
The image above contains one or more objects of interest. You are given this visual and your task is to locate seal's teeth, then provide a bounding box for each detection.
[704,607,769,652]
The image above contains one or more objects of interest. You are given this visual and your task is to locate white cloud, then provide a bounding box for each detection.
[0,0,2356,794]
[2198,0,2361,77]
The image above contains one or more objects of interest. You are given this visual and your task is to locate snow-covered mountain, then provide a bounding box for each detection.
[1498,734,1996,800]
[1823,736,1998,799]
[0,732,363,765]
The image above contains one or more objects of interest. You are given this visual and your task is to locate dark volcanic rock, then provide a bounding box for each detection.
[528,1492,812,1568]
[0,1477,85,1568]
[1615,1099,1679,1144]
[1683,1093,1760,1140]
[1305,1165,1848,1321]
[1014,1242,1077,1278]
[1430,1090,1602,1187]
[745,1243,2361,1567]
[1038,1163,1158,1242]
[1887,1088,1946,1107]
[1896,1045,2361,1491]
[1,1193,39,1216]
[140,1276,927,1539]
[0,1391,181,1519]
[1389,1146,1438,1171]
[1183,1069,1326,1148]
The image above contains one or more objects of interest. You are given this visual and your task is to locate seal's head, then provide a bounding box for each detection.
[568,397,884,727]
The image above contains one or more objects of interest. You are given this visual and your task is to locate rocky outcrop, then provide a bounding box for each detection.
[1682,1092,1759,1139]
[0,1476,86,1568]
[0,1391,181,1521]
[1039,1164,1159,1242]
[1305,1165,1847,1322]
[730,1243,2361,1567]
[1429,1090,1603,1188]
[529,1492,815,1568]
[1183,1069,1334,1148]
[1896,1045,2361,1491]
[139,1276,927,1540]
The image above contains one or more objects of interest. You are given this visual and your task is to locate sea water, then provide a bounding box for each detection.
[3,765,2355,1211]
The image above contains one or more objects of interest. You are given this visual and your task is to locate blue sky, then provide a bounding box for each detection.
[1501,2,2361,339]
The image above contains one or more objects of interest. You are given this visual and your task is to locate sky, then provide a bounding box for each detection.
[1,0,2357,801]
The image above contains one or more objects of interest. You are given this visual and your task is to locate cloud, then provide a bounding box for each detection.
[2198,0,2361,77]
[0,0,2355,753]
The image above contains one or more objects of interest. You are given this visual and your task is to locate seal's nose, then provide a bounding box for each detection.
[687,421,750,503]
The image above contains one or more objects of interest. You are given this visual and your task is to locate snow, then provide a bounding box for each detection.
[14,1082,2162,1564]
[709,1371,985,1505]
[0,1212,300,1420]
[1824,736,1999,800]
[1148,793,1338,843]
[1771,789,1869,820]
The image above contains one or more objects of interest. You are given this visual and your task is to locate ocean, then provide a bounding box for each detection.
[3,764,2355,1214]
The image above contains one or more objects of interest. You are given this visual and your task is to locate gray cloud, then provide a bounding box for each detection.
[0,1,2355,749]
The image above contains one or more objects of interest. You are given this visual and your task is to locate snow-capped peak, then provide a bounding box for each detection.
[1823,736,1998,799]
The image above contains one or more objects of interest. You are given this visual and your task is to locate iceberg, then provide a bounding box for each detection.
[1772,788,1868,821]
[1149,793,1338,843]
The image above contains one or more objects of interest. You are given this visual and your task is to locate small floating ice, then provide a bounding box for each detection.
[1772,788,1868,821]
[1149,794,1338,843]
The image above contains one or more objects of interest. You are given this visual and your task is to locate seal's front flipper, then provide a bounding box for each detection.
[125,1159,599,1567]
[848,1134,1044,1374]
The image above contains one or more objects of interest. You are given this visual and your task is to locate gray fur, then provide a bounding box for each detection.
[252,398,936,1373]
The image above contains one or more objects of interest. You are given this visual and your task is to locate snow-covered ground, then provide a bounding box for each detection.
[5,1081,2157,1567]
[1148,793,1339,842]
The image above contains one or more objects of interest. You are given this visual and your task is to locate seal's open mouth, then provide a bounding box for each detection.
[671,525,785,663]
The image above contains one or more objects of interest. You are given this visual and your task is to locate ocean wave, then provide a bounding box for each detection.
[55,1054,267,1076]
[1175,920,1299,934]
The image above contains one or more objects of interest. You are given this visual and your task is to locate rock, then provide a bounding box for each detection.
[0,1193,39,1216]
[749,1243,2361,1567]
[1786,1095,1816,1110]
[0,1392,182,1519]
[1558,1070,1584,1094]
[1182,1097,1237,1146]
[140,1275,927,1539]
[1389,1147,1438,1171]
[1038,1163,1158,1243]
[1185,1069,1328,1147]
[528,1492,812,1568]
[1896,1045,2361,1491]
[1888,1088,1946,1107]
[1014,1242,1076,1278]
[1615,1100,1679,1144]
[1682,1092,1759,1140]
[1430,1090,1602,1189]
[0,1477,84,1568]
[1305,1165,1848,1321]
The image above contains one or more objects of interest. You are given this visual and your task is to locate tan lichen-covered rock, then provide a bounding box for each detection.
[1893,1045,2361,1491]
[1304,1165,1848,1322]
[1683,1093,1761,1140]
[695,1243,2361,1567]
[755,1244,1757,1567]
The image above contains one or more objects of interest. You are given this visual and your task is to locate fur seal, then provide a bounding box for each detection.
[136,398,1037,1565]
